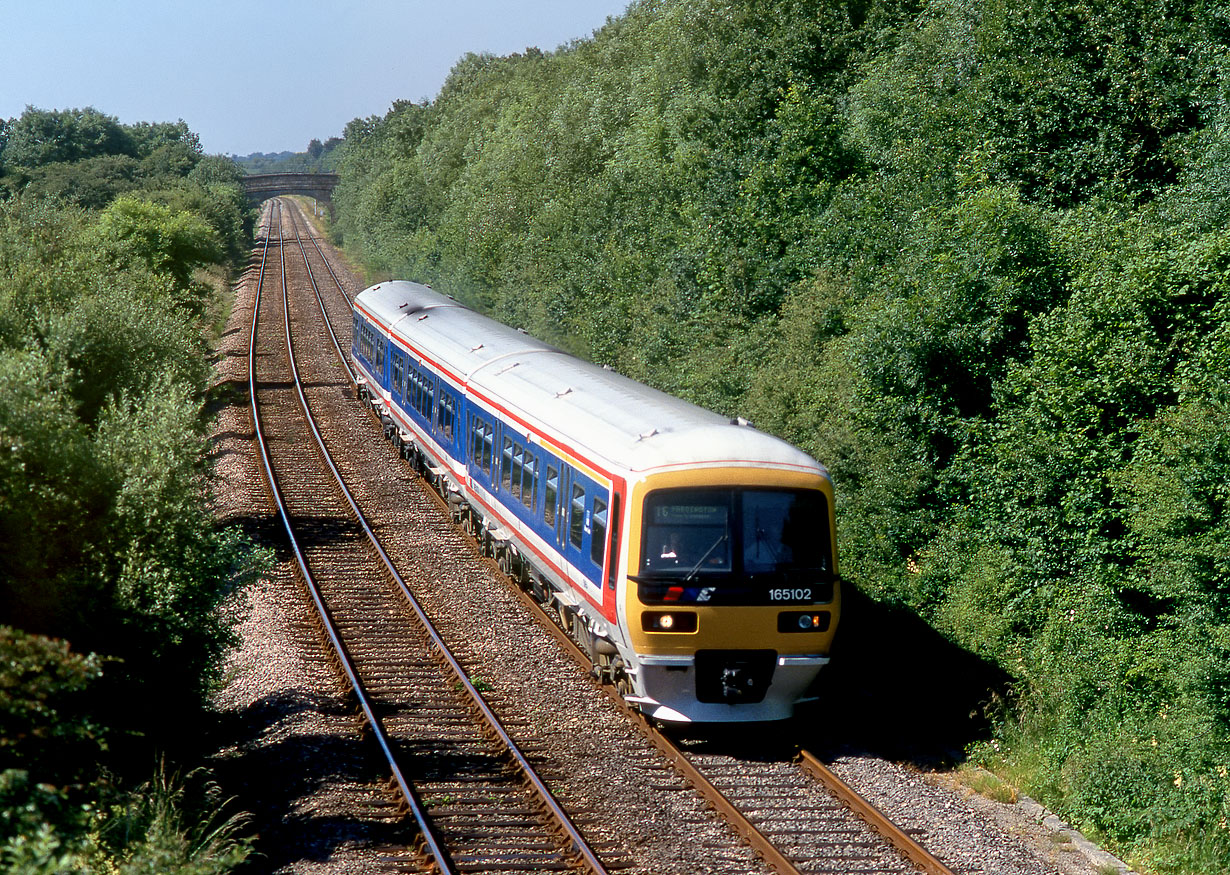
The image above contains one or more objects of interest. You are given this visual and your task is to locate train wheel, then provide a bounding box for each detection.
[573,616,599,664]
[615,670,634,698]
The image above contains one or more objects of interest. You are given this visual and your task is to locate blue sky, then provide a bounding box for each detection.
[2,1,631,156]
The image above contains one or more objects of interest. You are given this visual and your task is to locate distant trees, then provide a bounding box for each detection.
[0,107,254,263]
[232,136,343,174]
[330,0,1230,870]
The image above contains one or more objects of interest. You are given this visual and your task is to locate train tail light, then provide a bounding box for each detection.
[777,611,831,633]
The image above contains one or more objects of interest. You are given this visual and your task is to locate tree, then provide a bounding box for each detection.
[89,196,221,299]
[1,107,133,168]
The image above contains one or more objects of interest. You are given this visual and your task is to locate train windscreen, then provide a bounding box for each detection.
[635,487,833,606]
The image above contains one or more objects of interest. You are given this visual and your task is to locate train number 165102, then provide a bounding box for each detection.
[769,588,812,602]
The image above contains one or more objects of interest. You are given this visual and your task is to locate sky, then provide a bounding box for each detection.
[2,0,632,157]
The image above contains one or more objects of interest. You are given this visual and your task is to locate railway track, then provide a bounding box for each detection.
[247,200,618,875]
[250,196,966,875]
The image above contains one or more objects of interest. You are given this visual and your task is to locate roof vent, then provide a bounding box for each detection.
[497,361,520,375]
[417,313,429,321]
[470,343,485,352]
[731,416,754,428]
[637,428,660,442]
[554,387,573,398]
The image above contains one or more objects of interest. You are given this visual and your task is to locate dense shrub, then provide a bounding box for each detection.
[0,110,260,872]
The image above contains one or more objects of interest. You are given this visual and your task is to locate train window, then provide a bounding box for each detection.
[359,322,375,362]
[510,443,524,501]
[591,497,608,567]
[376,337,386,370]
[482,424,494,475]
[501,438,513,491]
[570,484,586,549]
[643,490,733,573]
[521,455,537,510]
[741,489,829,574]
[544,466,558,528]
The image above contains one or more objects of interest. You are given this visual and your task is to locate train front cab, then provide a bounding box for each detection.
[621,467,840,723]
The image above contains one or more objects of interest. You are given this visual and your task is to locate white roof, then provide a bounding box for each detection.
[355,281,827,479]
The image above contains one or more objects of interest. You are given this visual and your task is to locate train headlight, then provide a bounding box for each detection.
[642,611,698,633]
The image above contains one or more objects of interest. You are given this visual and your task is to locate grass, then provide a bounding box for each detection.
[956,765,1019,804]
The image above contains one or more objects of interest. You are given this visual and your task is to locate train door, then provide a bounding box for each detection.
[467,413,496,493]
[560,467,597,588]
[375,336,387,389]
[434,388,457,460]
[390,350,405,407]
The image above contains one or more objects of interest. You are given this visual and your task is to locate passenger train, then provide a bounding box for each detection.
[351,281,841,722]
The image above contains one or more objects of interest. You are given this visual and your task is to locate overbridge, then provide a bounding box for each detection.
[243,172,339,207]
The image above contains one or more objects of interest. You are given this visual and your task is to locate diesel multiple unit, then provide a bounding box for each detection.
[352,281,841,722]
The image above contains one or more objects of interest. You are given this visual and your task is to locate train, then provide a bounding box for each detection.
[351,280,841,722]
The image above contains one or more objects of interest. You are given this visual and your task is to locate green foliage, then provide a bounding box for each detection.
[0,107,133,170]
[0,629,106,783]
[84,768,252,875]
[329,0,1230,869]
[0,107,252,274]
[0,129,261,869]
[0,766,252,875]
[231,136,343,173]
[89,195,222,306]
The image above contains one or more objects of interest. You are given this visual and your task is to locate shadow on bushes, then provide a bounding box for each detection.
[793,583,1013,764]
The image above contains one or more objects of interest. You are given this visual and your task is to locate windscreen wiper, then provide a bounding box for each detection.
[684,532,728,582]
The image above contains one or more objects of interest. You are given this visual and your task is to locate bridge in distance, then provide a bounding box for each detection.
[242,172,339,207]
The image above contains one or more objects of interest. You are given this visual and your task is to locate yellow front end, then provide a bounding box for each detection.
[621,467,841,722]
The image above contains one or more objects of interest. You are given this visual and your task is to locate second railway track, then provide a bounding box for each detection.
[244,196,967,875]
[249,200,620,875]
